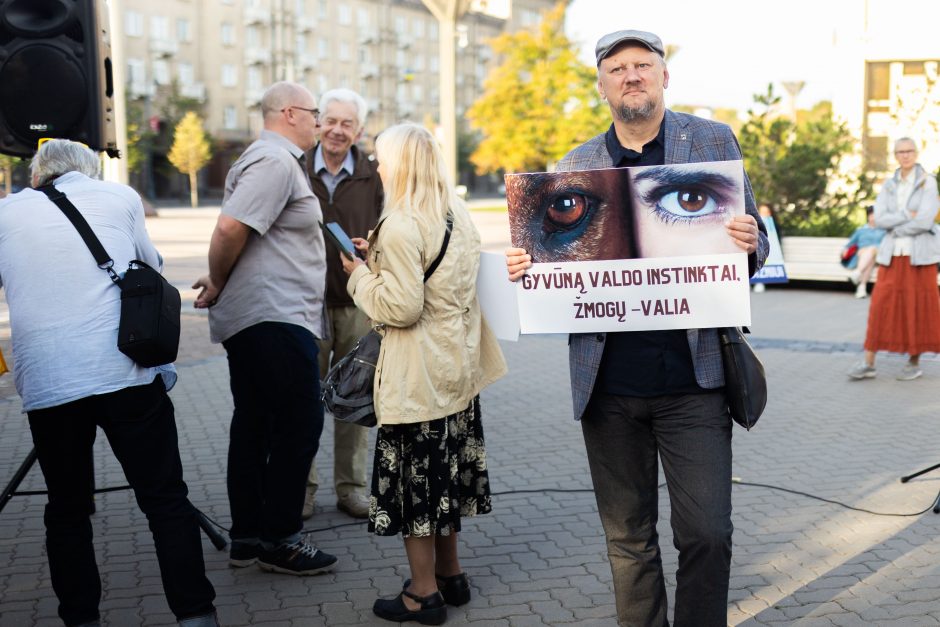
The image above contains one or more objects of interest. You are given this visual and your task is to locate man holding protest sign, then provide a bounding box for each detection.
[506,30,769,627]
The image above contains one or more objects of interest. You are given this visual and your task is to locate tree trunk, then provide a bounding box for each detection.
[189,171,198,208]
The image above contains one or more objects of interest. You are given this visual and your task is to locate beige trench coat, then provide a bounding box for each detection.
[346,207,506,425]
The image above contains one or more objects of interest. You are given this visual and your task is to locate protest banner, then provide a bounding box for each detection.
[505,161,753,333]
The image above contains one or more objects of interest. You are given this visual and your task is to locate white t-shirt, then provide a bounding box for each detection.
[0,172,176,411]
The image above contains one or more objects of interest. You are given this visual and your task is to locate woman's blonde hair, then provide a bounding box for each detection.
[375,123,462,227]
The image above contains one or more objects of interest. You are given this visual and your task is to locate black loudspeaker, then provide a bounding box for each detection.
[0,0,117,157]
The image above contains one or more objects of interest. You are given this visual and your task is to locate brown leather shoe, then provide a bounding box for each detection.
[337,492,370,518]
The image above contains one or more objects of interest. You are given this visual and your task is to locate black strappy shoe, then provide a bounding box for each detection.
[403,572,471,607]
[373,589,447,625]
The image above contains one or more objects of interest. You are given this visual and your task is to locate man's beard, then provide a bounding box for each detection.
[614,96,657,122]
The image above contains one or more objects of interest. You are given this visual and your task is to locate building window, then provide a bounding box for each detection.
[125,11,143,37]
[296,34,306,54]
[413,18,425,37]
[430,56,439,73]
[395,16,406,34]
[224,106,238,129]
[865,135,889,172]
[318,0,328,19]
[178,62,194,86]
[247,66,263,91]
[221,22,234,46]
[295,0,305,15]
[318,75,328,95]
[357,7,370,27]
[127,58,146,85]
[903,61,926,75]
[150,16,168,41]
[318,38,329,59]
[152,59,169,85]
[221,64,237,87]
[338,4,352,25]
[866,62,890,101]
[176,18,191,43]
[339,42,350,61]
[246,26,261,48]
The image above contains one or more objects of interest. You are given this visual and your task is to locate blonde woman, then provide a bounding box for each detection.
[341,123,506,624]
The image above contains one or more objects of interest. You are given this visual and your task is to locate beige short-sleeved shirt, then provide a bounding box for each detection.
[208,130,327,343]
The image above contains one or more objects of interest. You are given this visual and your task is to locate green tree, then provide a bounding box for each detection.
[739,84,872,236]
[167,112,212,208]
[0,154,18,195]
[467,2,608,174]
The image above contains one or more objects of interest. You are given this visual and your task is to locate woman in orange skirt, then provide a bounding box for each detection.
[849,137,940,381]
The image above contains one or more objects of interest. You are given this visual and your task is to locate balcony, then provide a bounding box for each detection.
[360,64,378,79]
[359,29,379,45]
[149,38,179,57]
[296,15,316,32]
[180,82,206,101]
[244,6,270,26]
[245,89,265,107]
[297,53,318,70]
[245,47,272,65]
[127,81,155,99]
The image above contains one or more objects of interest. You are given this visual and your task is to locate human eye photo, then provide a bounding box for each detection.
[505,161,745,263]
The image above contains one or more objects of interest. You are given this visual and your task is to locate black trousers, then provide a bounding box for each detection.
[580,391,733,627]
[222,322,324,545]
[27,376,216,627]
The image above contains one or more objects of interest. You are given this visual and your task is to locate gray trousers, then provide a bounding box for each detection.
[580,391,733,627]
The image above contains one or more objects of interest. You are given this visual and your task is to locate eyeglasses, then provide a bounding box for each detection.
[895,149,916,155]
[281,106,320,121]
[37,137,88,149]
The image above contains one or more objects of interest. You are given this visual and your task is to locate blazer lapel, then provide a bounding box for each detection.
[663,109,692,165]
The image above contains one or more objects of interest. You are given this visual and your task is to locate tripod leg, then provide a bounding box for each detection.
[901,461,940,483]
[0,448,38,515]
[195,508,228,551]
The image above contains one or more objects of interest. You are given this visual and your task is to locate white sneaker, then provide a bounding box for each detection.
[855,284,867,298]
[848,363,876,379]
[849,271,860,286]
[897,364,923,381]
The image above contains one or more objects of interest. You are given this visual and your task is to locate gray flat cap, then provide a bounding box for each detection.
[595,30,664,65]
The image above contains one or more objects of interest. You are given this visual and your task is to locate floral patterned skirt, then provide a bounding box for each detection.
[369,396,492,537]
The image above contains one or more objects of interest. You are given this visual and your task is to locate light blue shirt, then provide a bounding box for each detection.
[313,144,355,202]
[0,172,176,411]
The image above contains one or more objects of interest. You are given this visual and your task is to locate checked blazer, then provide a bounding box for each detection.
[561,109,770,421]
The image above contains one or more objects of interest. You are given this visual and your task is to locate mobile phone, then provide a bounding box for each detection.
[321,221,357,260]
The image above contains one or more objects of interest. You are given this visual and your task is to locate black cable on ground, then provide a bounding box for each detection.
[14,480,938,537]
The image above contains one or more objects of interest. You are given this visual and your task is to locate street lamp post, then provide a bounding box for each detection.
[420,0,472,185]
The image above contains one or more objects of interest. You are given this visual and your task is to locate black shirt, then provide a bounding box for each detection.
[595,121,703,397]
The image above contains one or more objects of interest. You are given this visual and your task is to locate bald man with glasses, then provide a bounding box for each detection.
[193,81,337,577]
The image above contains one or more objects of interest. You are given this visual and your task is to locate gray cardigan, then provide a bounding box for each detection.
[873,164,940,266]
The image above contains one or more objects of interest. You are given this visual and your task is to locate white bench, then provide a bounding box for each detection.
[780,236,860,283]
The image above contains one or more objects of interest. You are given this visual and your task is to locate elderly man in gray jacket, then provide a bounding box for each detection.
[507,30,768,627]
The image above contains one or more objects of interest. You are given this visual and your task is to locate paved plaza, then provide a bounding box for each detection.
[3,207,940,626]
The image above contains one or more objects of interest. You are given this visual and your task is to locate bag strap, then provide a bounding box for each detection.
[36,184,122,286]
[424,212,453,282]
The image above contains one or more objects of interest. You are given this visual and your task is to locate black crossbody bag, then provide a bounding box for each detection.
[37,184,181,367]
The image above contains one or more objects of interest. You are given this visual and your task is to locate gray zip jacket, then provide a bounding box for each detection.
[873,163,940,266]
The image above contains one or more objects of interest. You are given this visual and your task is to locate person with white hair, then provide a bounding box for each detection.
[193,81,337,576]
[0,139,218,627]
[302,87,383,521]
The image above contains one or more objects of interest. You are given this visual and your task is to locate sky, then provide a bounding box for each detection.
[565,0,853,115]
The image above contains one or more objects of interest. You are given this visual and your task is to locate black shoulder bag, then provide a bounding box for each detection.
[37,184,181,367]
[321,213,454,427]
[717,326,767,430]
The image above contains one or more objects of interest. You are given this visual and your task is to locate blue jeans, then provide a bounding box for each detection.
[223,322,324,545]
[27,376,216,627]
[580,391,733,627]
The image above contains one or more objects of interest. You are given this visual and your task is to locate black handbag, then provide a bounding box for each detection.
[37,184,181,368]
[717,326,767,430]
[321,213,453,427]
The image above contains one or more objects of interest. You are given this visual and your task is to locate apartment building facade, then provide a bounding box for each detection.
[120,0,555,197]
